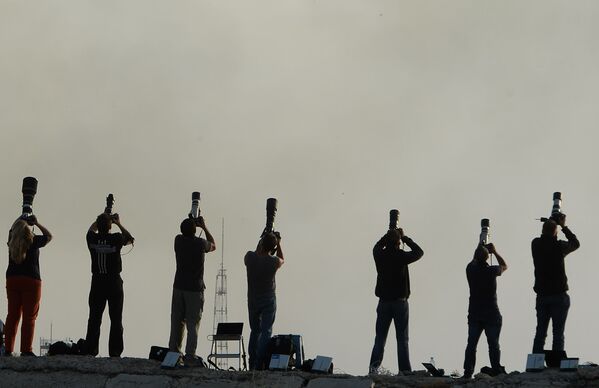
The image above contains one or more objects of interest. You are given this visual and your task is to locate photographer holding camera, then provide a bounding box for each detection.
[4,215,52,356]
[369,227,423,374]
[84,212,134,357]
[245,231,284,370]
[531,214,579,354]
[168,216,215,363]
[463,243,507,379]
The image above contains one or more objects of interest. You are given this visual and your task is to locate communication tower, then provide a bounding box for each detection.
[212,218,228,369]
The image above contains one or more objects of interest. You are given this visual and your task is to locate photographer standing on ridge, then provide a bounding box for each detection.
[463,243,507,379]
[369,227,423,374]
[531,214,580,354]
[169,217,215,363]
[5,216,52,356]
[245,232,284,370]
[84,213,134,357]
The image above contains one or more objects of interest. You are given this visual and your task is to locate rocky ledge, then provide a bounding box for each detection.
[1,356,599,387]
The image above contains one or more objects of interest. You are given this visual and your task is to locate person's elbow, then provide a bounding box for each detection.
[208,242,216,252]
[46,234,53,244]
[500,264,508,273]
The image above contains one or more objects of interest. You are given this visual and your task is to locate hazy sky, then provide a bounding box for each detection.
[1,0,598,375]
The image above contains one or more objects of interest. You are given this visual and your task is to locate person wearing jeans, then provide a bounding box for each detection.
[245,232,284,370]
[4,216,52,356]
[531,215,579,354]
[369,227,423,374]
[463,243,508,379]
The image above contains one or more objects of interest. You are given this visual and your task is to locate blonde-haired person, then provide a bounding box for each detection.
[5,216,52,356]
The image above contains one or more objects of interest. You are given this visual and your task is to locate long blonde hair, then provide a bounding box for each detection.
[8,219,34,264]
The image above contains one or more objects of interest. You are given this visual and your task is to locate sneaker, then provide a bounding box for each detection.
[20,351,36,357]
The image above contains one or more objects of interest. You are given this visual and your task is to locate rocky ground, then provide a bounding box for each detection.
[1,356,599,387]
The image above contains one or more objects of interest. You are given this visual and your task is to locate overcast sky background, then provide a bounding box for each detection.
[1,0,598,375]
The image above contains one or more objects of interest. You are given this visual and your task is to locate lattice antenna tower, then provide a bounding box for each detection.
[212,218,228,369]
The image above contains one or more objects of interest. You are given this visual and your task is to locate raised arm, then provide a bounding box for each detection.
[112,214,134,246]
[275,238,284,269]
[400,234,424,264]
[487,243,507,273]
[32,217,53,244]
[557,215,580,255]
[197,216,216,252]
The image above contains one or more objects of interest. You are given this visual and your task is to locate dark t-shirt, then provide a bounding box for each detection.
[466,260,502,316]
[373,236,424,300]
[245,251,279,299]
[532,227,580,296]
[6,235,49,280]
[173,234,211,292]
[86,231,127,275]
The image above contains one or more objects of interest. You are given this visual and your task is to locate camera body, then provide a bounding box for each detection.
[389,209,400,231]
[540,192,563,223]
[479,218,490,246]
[104,194,118,221]
[21,177,38,222]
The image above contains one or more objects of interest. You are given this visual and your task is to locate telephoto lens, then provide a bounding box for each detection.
[21,177,38,217]
[480,218,490,245]
[265,198,278,234]
[105,194,114,215]
[389,209,400,230]
[190,192,201,219]
[551,192,562,219]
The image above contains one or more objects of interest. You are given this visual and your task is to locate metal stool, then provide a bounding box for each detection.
[208,322,247,371]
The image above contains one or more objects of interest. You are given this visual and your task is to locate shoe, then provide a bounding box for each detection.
[462,372,473,379]
[20,351,36,357]
[184,354,205,367]
[480,365,506,377]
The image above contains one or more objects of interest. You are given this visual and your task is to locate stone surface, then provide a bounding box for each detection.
[307,377,374,388]
[1,357,599,387]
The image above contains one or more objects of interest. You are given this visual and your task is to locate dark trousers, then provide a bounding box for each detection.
[463,314,502,376]
[85,274,124,357]
[369,298,411,373]
[247,294,276,370]
[533,292,570,353]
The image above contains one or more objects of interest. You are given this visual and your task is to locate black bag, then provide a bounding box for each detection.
[149,346,170,362]
[48,339,85,356]
[265,335,295,369]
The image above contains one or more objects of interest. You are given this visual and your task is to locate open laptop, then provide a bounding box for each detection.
[214,322,244,340]
[422,362,445,377]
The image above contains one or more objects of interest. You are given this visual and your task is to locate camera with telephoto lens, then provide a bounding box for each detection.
[389,209,400,230]
[539,192,563,223]
[261,198,278,238]
[104,194,118,221]
[21,177,38,223]
[480,218,490,245]
[189,192,201,224]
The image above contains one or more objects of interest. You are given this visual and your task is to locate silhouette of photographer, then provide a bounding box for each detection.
[84,213,134,357]
[245,232,284,370]
[169,216,215,364]
[463,243,507,379]
[531,214,579,354]
[369,227,423,374]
